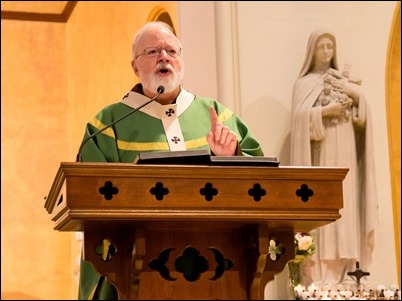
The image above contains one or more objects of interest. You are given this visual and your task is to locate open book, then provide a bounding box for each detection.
[134,149,279,167]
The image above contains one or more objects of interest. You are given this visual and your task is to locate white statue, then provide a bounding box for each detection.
[290,29,379,286]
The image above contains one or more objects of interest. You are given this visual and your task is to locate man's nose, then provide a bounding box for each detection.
[158,49,170,61]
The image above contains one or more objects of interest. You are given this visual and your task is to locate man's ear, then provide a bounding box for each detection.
[131,60,139,76]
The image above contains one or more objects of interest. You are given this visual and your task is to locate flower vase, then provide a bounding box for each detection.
[288,260,303,300]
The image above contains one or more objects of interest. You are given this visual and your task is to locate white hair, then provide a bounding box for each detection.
[131,21,179,60]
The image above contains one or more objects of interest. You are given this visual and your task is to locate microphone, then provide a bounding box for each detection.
[76,85,165,162]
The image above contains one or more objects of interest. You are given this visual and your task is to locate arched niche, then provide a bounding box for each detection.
[385,2,401,286]
[147,6,176,35]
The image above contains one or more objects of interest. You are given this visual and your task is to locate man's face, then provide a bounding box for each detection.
[132,26,184,95]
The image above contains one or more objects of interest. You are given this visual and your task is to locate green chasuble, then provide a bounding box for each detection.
[78,84,263,299]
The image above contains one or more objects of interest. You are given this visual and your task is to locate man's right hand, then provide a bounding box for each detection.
[206,107,238,156]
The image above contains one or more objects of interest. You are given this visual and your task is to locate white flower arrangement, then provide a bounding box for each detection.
[267,232,315,263]
[294,232,315,263]
[268,239,283,261]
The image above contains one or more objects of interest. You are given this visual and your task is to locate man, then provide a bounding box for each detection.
[79,21,263,164]
[78,21,263,299]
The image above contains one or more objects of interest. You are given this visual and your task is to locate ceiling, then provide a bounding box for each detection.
[1,1,77,22]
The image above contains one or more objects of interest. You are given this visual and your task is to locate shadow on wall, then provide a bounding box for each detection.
[243,95,291,166]
[278,132,291,166]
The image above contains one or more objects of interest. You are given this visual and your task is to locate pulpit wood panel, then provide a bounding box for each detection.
[45,162,347,300]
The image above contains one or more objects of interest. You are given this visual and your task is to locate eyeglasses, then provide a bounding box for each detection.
[135,46,182,59]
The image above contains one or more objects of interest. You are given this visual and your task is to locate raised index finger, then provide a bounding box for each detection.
[209,106,219,132]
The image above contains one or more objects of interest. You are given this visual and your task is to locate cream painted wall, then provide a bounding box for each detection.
[178,1,400,298]
[177,1,218,99]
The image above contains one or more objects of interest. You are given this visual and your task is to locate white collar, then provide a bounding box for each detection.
[120,87,195,119]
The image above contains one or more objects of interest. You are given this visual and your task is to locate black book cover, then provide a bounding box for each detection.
[134,149,211,165]
[134,149,279,167]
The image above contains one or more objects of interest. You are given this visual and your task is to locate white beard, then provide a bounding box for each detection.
[141,67,184,94]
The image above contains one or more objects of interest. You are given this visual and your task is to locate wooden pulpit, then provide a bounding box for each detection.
[44,162,347,300]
